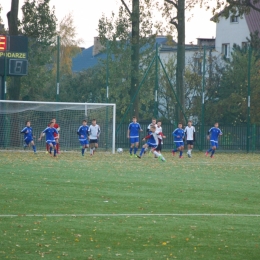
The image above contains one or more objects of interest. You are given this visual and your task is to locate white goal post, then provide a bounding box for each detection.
[0,100,116,153]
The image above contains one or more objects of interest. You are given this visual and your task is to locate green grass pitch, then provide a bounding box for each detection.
[0,151,260,259]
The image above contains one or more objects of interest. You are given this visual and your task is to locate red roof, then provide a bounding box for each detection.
[244,3,260,34]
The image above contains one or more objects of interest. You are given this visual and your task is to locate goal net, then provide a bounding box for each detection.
[0,100,116,153]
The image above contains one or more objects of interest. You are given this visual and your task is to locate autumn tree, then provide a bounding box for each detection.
[0,4,4,27]
[55,13,83,76]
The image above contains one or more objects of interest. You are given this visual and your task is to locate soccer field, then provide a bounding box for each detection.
[0,151,260,260]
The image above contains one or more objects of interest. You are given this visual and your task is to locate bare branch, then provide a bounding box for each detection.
[170,16,178,28]
[121,0,132,16]
[165,0,178,9]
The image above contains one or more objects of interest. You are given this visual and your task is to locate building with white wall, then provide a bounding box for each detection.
[212,4,260,58]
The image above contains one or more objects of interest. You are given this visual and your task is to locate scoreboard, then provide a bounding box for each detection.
[0,35,28,76]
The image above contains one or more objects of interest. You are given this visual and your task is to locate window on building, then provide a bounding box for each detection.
[194,57,202,75]
[242,42,249,49]
[230,16,239,23]
[222,44,230,58]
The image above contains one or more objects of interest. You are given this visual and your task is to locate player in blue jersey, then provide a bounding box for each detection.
[205,122,223,158]
[38,121,59,157]
[127,116,143,157]
[20,121,36,153]
[172,123,185,158]
[77,120,89,156]
[137,125,166,162]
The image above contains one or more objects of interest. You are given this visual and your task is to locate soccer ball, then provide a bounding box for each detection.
[117,148,123,154]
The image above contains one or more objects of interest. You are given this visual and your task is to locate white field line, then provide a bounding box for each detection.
[0,213,260,217]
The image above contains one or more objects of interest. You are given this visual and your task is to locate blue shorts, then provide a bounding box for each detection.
[24,137,33,145]
[175,141,184,148]
[147,142,157,149]
[79,139,89,146]
[46,140,56,146]
[210,141,218,147]
[130,137,139,144]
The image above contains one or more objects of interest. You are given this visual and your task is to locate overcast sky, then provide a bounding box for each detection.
[1,0,216,47]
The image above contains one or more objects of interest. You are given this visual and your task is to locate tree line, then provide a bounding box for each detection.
[1,0,260,126]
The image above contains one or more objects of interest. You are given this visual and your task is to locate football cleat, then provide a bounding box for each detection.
[159,155,166,162]
[205,151,209,156]
[136,155,141,159]
[188,153,191,158]
[179,156,183,159]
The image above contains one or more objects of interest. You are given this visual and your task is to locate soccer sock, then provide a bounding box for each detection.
[153,150,160,157]
[56,143,59,152]
[207,148,212,153]
[129,147,133,154]
[82,148,85,155]
[140,148,145,156]
[54,149,57,156]
[180,151,183,157]
[46,144,49,151]
[90,148,92,155]
[50,147,52,154]
[134,147,138,154]
[211,150,215,156]
[32,145,36,152]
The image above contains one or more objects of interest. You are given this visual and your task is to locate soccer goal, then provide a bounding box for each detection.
[0,100,116,153]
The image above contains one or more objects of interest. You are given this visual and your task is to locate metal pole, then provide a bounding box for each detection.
[105,41,109,150]
[56,36,60,102]
[154,43,158,118]
[112,104,116,154]
[3,46,7,100]
[246,46,252,153]
[200,46,206,151]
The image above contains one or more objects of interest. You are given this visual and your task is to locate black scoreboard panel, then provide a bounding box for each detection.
[0,35,28,76]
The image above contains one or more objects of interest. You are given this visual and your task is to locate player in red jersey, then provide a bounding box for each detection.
[46,118,61,154]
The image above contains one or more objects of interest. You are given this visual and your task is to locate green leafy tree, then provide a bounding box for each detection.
[158,54,177,123]
[59,66,105,103]
[160,0,205,122]
[204,46,260,125]
[210,0,260,21]
[98,0,158,121]
[19,0,57,101]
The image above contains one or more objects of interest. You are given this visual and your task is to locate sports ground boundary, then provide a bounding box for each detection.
[0,213,259,217]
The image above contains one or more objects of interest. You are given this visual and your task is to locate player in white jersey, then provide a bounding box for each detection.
[184,120,195,158]
[154,120,166,156]
[88,119,101,156]
[145,118,157,154]
[137,125,166,162]
[147,118,157,134]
